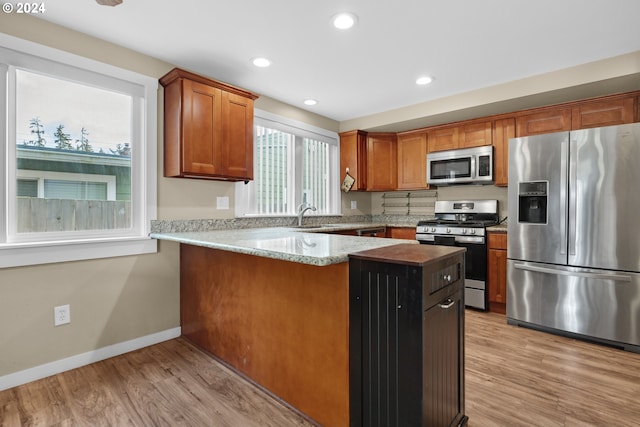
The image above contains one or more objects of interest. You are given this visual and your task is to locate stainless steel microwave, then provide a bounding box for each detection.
[427,146,493,185]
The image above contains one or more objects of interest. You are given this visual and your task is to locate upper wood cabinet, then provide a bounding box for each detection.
[160,68,259,181]
[492,118,515,187]
[427,121,492,152]
[516,107,572,137]
[397,130,427,189]
[366,133,397,191]
[339,130,368,191]
[339,90,639,191]
[427,126,458,152]
[459,121,493,148]
[571,95,636,129]
[516,94,637,137]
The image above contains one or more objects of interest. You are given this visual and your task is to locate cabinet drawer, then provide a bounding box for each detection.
[488,232,507,249]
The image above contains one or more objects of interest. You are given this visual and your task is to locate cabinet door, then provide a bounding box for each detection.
[492,118,515,186]
[423,288,465,426]
[488,233,508,313]
[387,227,417,240]
[571,96,636,130]
[366,133,397,190]
[459,121,492,148]
[516,107,572,137]
[182,79,223,175]
[427,126,458,152]
[339,130,367,190]
[221,91,254,180]
[397,131,427,189]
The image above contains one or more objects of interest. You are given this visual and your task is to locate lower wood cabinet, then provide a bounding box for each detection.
[386,226,417,240]
[488,232,507,314]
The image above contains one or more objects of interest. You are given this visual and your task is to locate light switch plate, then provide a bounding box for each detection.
[216,196,229,210]
[350,200,357,209]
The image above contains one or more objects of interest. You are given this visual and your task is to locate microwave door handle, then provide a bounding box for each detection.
[470,156,476,178]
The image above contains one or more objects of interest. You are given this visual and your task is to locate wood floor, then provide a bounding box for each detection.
[2,310,640,426]
[464,310,640,427]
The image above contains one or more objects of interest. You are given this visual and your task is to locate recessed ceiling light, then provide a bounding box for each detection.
[304,99,318,106]
[416,76,434,85]
[252,57,272,68]
[331,12,357,30]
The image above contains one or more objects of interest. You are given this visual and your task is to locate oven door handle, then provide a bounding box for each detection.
[513,263,632,282]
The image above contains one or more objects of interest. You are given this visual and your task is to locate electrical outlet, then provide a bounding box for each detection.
[54,304,71,326]
[216,196,229,210]
[351,200,357,209]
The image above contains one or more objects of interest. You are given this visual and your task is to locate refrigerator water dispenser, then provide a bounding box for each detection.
[518,181,548,224]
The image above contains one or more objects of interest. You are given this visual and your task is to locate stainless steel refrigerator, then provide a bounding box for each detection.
[507,123,640,353]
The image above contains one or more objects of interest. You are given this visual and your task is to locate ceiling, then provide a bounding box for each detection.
[27,0,640,124]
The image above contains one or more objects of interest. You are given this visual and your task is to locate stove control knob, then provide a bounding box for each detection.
[462,229,467,235]
[470,229,476,235]
[431,227,436,232]
[446,228,451,234]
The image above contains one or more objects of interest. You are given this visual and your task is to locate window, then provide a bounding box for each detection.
[0,34,157,267]
[235,110,340,217]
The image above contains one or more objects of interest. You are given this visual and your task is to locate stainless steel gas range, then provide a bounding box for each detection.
[416,200,499,310]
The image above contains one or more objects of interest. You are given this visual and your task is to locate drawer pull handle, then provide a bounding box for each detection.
[439,299,455,309]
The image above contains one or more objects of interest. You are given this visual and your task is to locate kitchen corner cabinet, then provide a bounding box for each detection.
[339,130,368,191]
[366,132,397,191]
[160,68,259,181]
[492,117,515,186]
[396,130,428,189]
[487,232,507,314]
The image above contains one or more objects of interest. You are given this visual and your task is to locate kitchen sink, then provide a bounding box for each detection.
[293,223,372,230]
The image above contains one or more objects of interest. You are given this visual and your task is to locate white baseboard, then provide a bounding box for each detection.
[0,327,181,391]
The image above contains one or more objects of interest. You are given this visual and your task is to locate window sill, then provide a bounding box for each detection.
[0,236,157,268]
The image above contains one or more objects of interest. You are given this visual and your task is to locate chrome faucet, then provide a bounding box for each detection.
[297,203,317,226]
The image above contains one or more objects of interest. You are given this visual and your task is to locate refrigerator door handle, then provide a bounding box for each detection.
[513,263,632,282]
[568,136,577,256]
[560,140,568,255]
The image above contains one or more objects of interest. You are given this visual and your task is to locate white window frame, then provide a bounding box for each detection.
[0,33,157,268]
[235,109,340,217]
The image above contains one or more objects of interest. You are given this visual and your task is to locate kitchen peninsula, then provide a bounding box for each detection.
[151,226,417,427]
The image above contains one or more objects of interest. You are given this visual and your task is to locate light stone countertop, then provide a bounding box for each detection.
[151,226,418,266]
[487,224,508,233]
